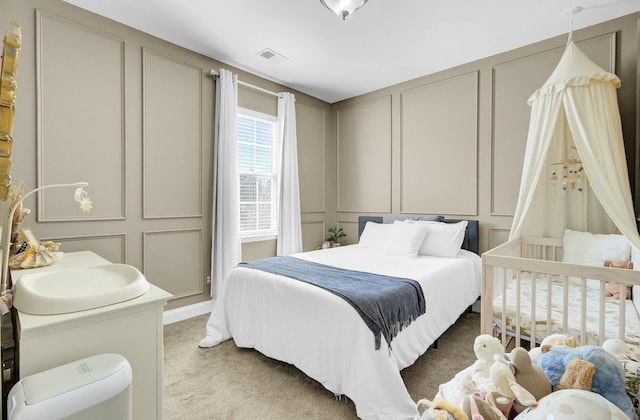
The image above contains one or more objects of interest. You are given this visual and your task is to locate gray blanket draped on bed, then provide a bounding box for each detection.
[240,256,426,350]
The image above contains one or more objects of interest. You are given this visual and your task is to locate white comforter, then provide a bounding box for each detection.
[201,245,481,419]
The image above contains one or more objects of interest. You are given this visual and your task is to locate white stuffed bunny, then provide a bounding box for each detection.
[471,334,507,383]
[488,357,537,411]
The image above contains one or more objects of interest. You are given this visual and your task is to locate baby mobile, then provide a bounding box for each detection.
[549,145,584,192]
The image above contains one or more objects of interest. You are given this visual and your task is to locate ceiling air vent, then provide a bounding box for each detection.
[256,48,288,64]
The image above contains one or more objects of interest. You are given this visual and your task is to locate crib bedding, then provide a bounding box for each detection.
[493,273,640,346]
[204,245,481,420]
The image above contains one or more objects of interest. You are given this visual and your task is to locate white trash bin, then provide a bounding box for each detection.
[7,353,132,420]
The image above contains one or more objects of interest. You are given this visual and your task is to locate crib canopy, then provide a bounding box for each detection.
[509,41,640,250]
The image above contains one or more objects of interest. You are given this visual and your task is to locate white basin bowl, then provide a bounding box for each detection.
[13,264,150,315]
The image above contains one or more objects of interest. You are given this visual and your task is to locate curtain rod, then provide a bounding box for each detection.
[209,69,280,98]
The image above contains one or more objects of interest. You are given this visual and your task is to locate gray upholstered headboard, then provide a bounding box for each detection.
[357,215,480,255]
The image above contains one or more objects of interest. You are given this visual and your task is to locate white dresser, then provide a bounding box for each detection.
[12,251,172,420]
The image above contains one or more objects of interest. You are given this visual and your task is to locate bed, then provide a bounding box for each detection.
[481,230,640,349]
[201,216,481,419]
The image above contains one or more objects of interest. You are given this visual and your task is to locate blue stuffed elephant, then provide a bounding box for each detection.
[538,344,637,419]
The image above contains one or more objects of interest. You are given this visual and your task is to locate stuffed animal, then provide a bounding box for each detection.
[529,333,579,364]
[604,260,633,299]
[509,347,551,406]
[537,344,637,419]
[437,372,476,406]
[603,338,631,360]
[488,357,537,414]
[416,398,468,420]
[472,335,507,383]
[514,389,629,419]
[603,339,640,418]
[461,395,505,420]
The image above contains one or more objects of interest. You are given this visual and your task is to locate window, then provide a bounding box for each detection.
[237,108,279,241]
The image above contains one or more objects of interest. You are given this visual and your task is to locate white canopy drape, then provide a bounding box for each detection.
[276,92,303,255]
[509,41,640,250]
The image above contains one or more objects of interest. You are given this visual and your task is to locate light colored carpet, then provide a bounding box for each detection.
[163,311,480,419]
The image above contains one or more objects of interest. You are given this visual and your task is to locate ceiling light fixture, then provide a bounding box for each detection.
[320,0,368,20]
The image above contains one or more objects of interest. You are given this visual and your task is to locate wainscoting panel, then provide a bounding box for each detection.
[142,49,203,219]
[36,11,125,221]
[143,229,204,299]
[400,71,478,215]
[54,233,126,264]
[337,220,359,246]
[337,96,392,213]
[490,33,616,216]
[301,221,325,251]
[297,101,326,214]
[488,228,511,250]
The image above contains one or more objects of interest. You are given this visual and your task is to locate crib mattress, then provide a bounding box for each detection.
[493,274,640,345]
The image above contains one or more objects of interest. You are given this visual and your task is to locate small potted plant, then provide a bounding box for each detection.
[326,227,346,247]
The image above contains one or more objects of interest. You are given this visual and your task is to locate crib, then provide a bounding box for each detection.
[481,235,640,349]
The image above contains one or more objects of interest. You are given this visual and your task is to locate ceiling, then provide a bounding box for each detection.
[61,0,640,104]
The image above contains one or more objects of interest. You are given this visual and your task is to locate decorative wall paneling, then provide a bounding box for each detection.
[52,233,126,264]
[488,228,510,250]
[10,0,333,309]
[143,229,204,300]
[36,11,126,221]
[142,49,203,219]
[10,0,636,308]
[297,101,328,251]
[297,101,327,214]
[337,220,359,244]
[336,95,392,213]
[332,18,635,252]
[301,221,325,251]
[400,71,478,215]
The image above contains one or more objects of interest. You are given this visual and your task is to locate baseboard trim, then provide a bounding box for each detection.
[163,299,213,325]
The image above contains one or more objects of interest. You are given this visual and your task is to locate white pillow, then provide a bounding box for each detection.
[562,229,631,266]
[384,221,429,258]
[358,221,393,250]
[416,220,468,258]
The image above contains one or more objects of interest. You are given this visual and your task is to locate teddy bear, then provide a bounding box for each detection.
[471,335,507,384]
[416,398,469,420]
[537,344,637,419]
[604,260,634,299]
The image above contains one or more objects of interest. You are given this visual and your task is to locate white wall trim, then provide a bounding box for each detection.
[163,299,212,325]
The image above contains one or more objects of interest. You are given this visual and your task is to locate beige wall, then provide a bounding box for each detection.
[330,13,639,253]
[3,0,638,310]
[4,0,332,310]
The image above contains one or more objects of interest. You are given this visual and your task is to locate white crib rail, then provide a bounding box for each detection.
[482,236,640,348]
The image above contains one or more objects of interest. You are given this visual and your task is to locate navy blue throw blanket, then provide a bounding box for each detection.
[239,256,426,351]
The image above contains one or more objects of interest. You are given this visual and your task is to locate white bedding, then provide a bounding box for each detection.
[201,245,481,419]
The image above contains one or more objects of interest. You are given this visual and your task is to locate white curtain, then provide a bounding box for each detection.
[276,92,303,255]
[201,69,242,347]
[510,42,640,250]
[211,69,242,297]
